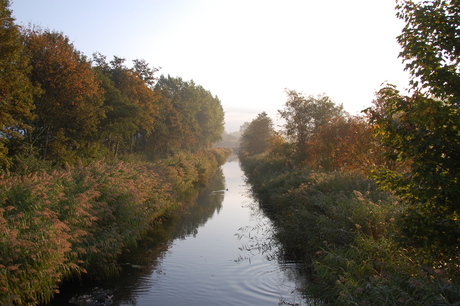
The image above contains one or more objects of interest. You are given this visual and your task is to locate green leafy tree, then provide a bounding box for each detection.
[239,112,274,158]
[107,56,160,152]
[147,95,184,157]
[366,84,460,261]
[390,0,460,258]
[0,0,37,169]
[95,69,141,156]
[397,0,460,100]
[23,28,105,163]
[195,86,225,148]
[151,76,194,155]
[92,54,143,156]
[278,90,344,161]
[239,122,250,135]
[150,75,224,156]
[133,58,158,87]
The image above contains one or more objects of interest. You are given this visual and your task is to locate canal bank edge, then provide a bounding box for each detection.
[0,148,232,306]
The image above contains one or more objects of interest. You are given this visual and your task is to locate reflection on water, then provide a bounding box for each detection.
[51,159,308,306]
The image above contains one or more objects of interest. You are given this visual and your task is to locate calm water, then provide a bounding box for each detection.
[52,159,308,306]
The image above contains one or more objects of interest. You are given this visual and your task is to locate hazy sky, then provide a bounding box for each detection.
[11,0,411,132]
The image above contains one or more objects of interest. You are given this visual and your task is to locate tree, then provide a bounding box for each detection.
[366,0,460,259]
[0,0,37,169]
[150,75,224,156]
[239,122,250,135]
[239,112,274,158]
[278,90,344,161]
[195,86,225,148]
[366,84,460,260]
[92,54,162,155]
[94,68,141,156]
[214,131,240,149]
[305,116,375,172]
[397,0,460,100]
[23,28,105,163]
[146,86,184,156]
[133,58,158,87]
[107,56,160,152]
[116,58,159,137]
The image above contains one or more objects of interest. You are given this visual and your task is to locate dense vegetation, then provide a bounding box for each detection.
[0,148,231,305]
[0,1,230,304]
[0,0,224,170]
[239,0,460,304]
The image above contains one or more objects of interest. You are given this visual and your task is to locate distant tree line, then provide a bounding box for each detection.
[0,0,224,171]
[213,130,240,150]
[239,92,372,173]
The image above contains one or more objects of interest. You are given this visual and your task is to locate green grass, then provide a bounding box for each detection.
[240,152,460,305]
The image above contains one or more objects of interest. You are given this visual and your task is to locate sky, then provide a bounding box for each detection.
[10,0,411,132]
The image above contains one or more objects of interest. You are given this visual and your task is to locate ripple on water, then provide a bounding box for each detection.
[228,259,305,304]
[56,162,308,306]
[128,249,305,306]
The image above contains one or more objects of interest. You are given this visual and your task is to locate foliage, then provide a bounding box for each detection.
[312,234,460,305]
[365,85,460,263]
[305,115,378,173]
[157,149,229,201]
[240,148,460,304]
[338,1,460,286]
[396,0,460,100]
[238,112,274,160]
[0,2,229,304]
[392,1,460,258]
[23,28,105,164]
[213,130,240,149]
[0,0,37,170]
[92,54,146,156]
[0,148,231,305]
[103,56,160,151]
[278,90,344,162]
[92,56,224,159]
[243,151,391,257]
[227,0,460,303]
[1,2,225,168]
[150,75,224,156]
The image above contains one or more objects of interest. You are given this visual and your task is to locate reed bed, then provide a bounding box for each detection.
[0,148,231,305]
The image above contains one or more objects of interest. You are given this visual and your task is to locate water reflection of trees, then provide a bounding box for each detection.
[235,204,280,262]
[113,168,226,304]
[51,168,226,305]
[175,167,226,239]
[233,189,308,305]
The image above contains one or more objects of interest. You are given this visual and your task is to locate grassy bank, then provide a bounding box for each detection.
[0,148,231,305]
[240,153,460,305]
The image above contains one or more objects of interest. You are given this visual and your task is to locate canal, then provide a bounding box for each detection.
[52,158,308,305]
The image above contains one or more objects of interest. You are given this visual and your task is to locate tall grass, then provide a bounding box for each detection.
[0,148,231,305]
[240,152,460,304]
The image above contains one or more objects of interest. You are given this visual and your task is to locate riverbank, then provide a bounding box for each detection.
[239,152,460,304]
[0,148,231,305]
[51,159,306,305]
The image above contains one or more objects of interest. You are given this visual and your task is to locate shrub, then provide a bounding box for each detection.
[240,151,460,304]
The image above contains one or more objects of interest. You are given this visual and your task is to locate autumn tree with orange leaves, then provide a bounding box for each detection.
[0,0,37,169]
[23,28,105,163]
[305,116,377,173]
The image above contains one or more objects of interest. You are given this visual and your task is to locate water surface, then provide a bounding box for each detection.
[53,159,307,305]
